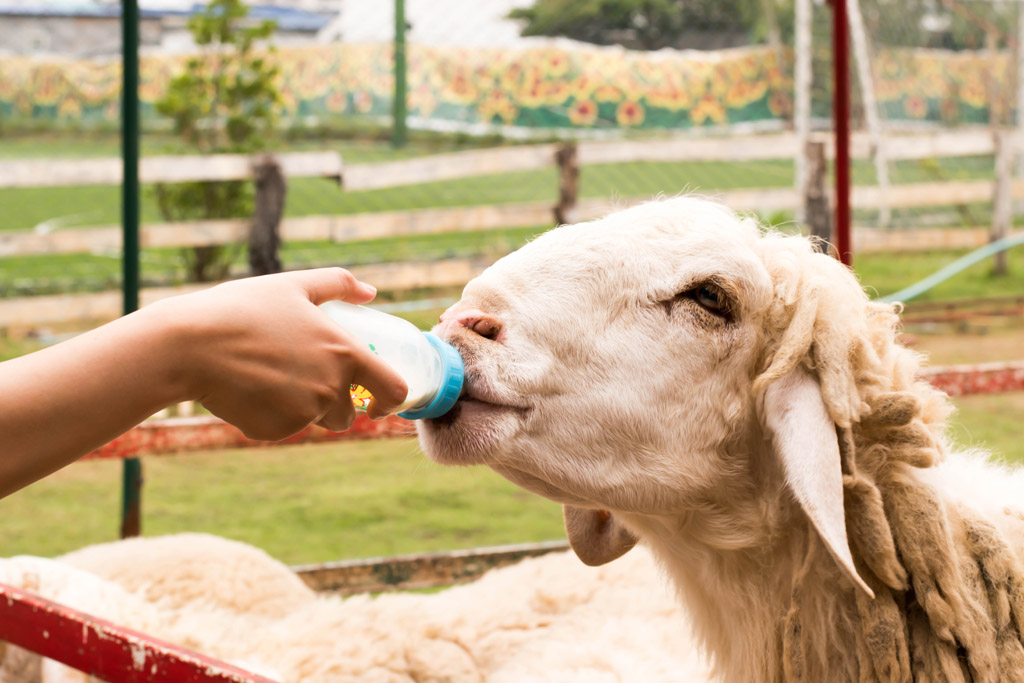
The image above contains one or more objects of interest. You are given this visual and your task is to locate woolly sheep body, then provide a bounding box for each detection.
[418,196,1024,682]
[916,449,1024,549]
[0,533,713,682]
[59,533,317,618]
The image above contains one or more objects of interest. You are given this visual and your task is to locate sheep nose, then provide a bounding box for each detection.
[440,308,503,341]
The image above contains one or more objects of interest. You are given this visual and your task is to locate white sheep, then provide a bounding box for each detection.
[5,196,1017,682]
[419,196,1024,683]
[0,533,712,682]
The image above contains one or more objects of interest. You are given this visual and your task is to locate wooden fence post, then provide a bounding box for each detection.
[249,155,286,276]
[794,0,813,224]
[993,129,1013,276]
[804,139,832,253]
[554,142,579,226]
[847,0,890,227]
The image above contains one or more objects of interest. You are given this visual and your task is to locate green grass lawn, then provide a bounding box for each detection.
[1,390,1021,565]
[0,438,564,564]
[854,248,1024,302]
[947,392,1024,467]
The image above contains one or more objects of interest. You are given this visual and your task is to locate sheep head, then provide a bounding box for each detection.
[419,197,883,596]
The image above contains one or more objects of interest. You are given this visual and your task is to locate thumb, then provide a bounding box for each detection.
[296,268,378,306]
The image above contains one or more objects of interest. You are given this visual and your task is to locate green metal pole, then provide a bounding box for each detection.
[120,0,142,539]
[392,0,407,148]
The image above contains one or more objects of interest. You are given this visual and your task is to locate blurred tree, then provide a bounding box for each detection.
[510,0,1016,52]
[508,0,768,50]
[154,0,280,282]
[858,0,1015,51]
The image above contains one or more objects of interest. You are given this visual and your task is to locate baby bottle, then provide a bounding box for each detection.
[320,301,464,420]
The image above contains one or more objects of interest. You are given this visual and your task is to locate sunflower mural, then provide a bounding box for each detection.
[873,48,1012,126]
[1,42,1014,130]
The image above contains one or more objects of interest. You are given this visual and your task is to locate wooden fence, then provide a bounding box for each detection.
[0,129,1018,330]
[1,129,1012,256]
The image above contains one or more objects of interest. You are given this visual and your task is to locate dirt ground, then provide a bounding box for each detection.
[902,318,1024,366]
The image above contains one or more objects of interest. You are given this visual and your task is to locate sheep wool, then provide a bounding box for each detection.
[0,535,713,682]
[757,235,1024,683]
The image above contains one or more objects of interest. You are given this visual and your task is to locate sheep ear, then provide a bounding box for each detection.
[563,505,638,567]
[763,367,874,598]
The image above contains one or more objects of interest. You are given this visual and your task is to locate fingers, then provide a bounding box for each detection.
[295,268,378,306]
[315,401,357,433]
[348,347,409,420]
[318,361,406,430]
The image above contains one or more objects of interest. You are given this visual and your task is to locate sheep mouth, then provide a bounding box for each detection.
[419,379,530,466]
[428,391,528,427]
[444,369,530,415]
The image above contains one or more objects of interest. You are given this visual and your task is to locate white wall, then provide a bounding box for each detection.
[322,0,543,46]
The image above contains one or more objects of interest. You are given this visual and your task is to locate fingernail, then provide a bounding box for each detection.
[361,282,377,296]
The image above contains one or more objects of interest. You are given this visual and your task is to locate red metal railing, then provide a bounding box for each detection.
[0,582,279,683]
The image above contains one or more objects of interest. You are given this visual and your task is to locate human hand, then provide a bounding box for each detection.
[153,268,408,440]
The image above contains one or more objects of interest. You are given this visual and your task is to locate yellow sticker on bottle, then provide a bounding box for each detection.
[349,342,378,410]
[350,384,373,411]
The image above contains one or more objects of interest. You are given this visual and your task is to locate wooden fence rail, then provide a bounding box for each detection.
[1,129,1010,190]
[342,144,560,190]
[0,202,561,257]
[0,151,342,189]
[0,256,492,330]
[3,180,1017,258]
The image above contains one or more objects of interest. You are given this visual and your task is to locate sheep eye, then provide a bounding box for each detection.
[696,286,722,311]
[685,284,732,320]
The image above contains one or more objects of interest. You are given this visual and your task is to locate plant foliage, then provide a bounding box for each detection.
[154,0,280,281]
[508,0,765,50]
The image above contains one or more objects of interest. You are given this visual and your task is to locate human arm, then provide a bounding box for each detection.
[0,268,408,499]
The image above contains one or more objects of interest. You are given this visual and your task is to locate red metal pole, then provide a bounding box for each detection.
[831,0,852,266]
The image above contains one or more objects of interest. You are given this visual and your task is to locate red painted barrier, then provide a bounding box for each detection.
[920,361,1024,397]
[0,582,278,683]
[81,363,1024,462]
[84,413,416,460]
